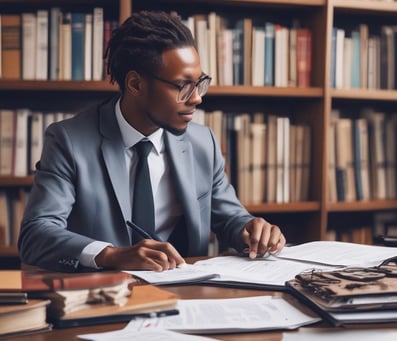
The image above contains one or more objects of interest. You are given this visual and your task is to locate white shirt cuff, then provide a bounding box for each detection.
[80,241,113,269]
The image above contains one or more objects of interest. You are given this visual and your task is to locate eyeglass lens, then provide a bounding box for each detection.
[178,77,211,103]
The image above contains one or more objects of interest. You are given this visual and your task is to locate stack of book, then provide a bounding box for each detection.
[0,269,180,334]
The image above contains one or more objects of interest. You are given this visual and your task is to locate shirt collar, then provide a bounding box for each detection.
[115,98,164,154]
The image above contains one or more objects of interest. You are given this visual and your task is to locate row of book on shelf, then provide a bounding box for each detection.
[180,12,312,87]
[0,108,75,177]
[328,107,397,202]
[193,109,311,205]
[330,24,397,90]
[0,7,116,81]
[327,211,397,245]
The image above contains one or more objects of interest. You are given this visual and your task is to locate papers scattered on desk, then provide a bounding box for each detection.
[125,241,397,290]
[126,264,219,285]
[126,295,320,334]
[79,295,320,339]
[276,241,397,267]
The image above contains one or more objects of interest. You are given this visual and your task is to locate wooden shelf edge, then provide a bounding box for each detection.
[331,88,397,101]
[209,86,323,98]
[0,80,119,92]
[0,176,34,186]
[332,0,397,12]
[0,246,19,257]
[246,201,320,213]
[327,200,397,212]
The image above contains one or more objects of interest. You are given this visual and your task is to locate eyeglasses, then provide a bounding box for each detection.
[147,72,212,103]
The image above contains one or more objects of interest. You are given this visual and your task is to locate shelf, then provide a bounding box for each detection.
[332,0,397,13]
[0,176,34,186]
[147,0,326,8]
[327,200,397,212]
[209,86,323,98]
[245,201,320,213]
[331,89,397,101]
[0,80,118,92]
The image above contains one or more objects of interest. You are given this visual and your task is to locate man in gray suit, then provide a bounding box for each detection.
[18,11,285,272]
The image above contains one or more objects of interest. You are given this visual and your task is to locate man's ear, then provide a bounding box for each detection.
[125,70,142,95]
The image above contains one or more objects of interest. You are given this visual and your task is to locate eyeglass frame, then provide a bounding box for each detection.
[143,71,212,103]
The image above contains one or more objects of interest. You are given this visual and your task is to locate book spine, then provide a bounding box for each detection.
[71,13,85,81]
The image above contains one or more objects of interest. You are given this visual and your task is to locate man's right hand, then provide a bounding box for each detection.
[95,240,186,271]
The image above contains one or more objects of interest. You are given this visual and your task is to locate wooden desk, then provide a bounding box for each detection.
[4,282,397,341]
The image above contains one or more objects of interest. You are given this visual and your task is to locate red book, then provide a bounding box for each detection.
[296,28,312,88]
[0,269,133,292]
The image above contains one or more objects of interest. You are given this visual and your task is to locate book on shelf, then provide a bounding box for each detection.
[361,109,387,200]
[264,22,275,86]
[1,14,22,79]
[84,13,93,81]
[59,11,72,80]
[274,25,289,87]
[35,9,48,80]
[0,299,51,337]
[21,12,36,80]
[92,7,104,81]
[250,122,267,204]
[296,28,312,88]
[353,118,371,201]
[0,109,15,176]
[351,29,361,89]
[49,7,61,81]
[71,12,85,81]
[266,114,277,203]
[13,108,30,177]
[342,36,352,88]
[252,25,266,86]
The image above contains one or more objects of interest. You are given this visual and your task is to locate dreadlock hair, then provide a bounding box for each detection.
[105,11,195,93]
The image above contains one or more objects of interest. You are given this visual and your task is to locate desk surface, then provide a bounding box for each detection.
[6,283,397,341]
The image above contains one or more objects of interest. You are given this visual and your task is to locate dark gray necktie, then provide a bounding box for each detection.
[132,140,155,234]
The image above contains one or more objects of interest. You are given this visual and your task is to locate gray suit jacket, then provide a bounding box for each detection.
[18,97,253,271]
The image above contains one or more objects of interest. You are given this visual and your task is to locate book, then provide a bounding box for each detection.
[71,13,85,80]
[296,28,312,88]
[0,299,51,337]
[49,7,61,80]
[21,13,36,80]
[35,10,48,80]
[0,292,28,304]
[84,13,93,81]
[264,22,275,86]
[1,15,22,79]
[13,108,30,176]
[50,284,180,328]
[0,269,133,292]
[0,109,16,176]
[92,7,104,80]
[28,111,44,173]
[59,11,72,80]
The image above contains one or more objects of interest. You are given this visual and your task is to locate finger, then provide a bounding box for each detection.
[245,223,263,259]
[269,232,286,254]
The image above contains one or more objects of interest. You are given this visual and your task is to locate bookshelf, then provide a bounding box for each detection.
[1,0,397,259]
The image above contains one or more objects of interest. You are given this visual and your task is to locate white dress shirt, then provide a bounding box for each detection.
[80,99,182,268]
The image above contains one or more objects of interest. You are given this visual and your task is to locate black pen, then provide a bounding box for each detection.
[126,220,162,241]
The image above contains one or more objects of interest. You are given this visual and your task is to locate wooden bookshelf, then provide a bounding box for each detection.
[0,0,396,258]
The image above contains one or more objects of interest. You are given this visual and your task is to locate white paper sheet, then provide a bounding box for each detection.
[125,296,320,334]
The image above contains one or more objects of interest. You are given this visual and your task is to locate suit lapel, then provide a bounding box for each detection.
[99,98,131,224]
[165,132,202,254]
